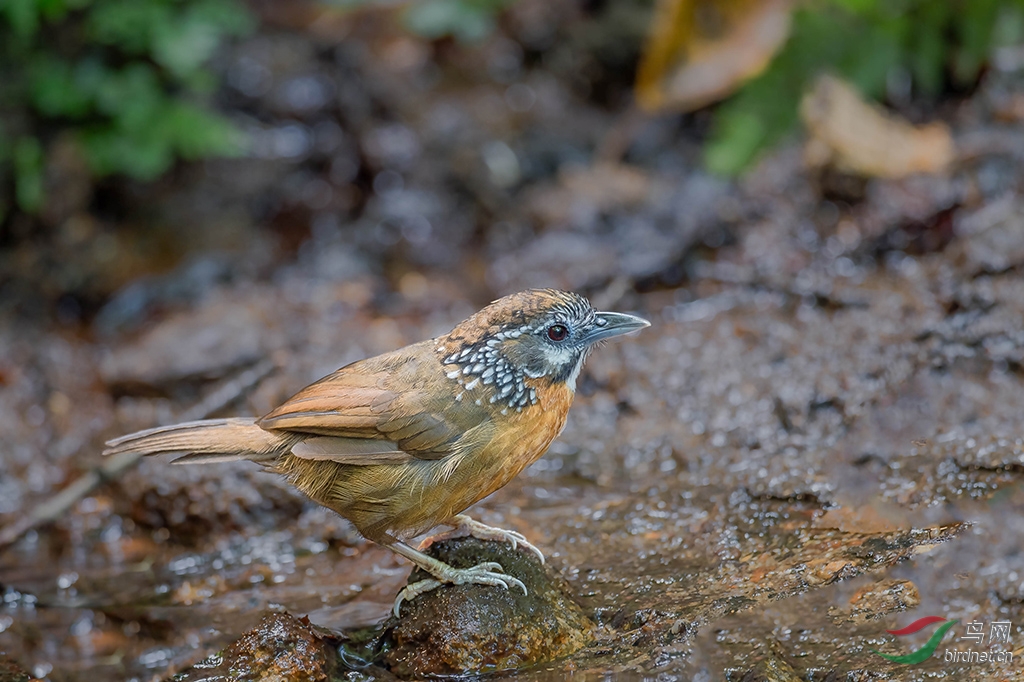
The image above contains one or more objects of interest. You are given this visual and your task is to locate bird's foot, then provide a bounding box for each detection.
[420,514,545,564]
[392,560,527,617]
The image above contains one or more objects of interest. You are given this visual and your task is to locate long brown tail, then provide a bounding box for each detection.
[103,418,299,464]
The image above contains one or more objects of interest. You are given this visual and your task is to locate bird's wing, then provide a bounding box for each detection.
[257,368,397,438]
[258,342,492,463]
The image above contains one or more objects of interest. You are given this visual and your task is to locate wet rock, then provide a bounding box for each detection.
[168,612,339,681]
[0,655,32,682]
[875,433,1024,509]
[955,194,1024,273]
[382,537,595,677]
[737,650,802,682]
[828,579,921,626]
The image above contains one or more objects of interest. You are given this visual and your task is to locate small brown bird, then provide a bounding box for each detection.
[105,289,648,614]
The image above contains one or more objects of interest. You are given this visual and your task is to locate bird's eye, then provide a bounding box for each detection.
[547,324,568,342]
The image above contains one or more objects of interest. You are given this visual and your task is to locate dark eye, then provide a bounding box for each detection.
[547,324,568,341]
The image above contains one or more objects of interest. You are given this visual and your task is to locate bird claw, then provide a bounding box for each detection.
[393,578,442,618]
[494,529,546,564]
[391,560,528,618]
[421,514,546,564]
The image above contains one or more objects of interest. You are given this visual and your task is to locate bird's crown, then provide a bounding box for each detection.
[450,289,594,342]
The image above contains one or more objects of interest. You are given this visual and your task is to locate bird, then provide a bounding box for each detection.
[104,289,649,615]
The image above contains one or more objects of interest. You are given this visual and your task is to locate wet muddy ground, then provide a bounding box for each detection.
[5,4,1024,681]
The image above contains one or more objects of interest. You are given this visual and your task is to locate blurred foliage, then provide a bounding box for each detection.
[326,0,512,43]
[403,0,511,42]
[705,0,1024,175]
[0,0,253,219]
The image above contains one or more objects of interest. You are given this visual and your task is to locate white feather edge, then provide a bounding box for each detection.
[288,436,413,465]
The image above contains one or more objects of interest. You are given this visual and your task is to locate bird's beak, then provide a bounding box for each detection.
[584,311,651,344]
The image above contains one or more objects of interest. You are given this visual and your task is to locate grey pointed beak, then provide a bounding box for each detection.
[583,311,651,344]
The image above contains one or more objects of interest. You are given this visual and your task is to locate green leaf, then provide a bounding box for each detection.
[163,102,246,159]
[39,0,89,22]
[187,0,254,38]
[1,0,257,210]
[829,0,879,15]
[85,0,171,54]
[79,124,173,179]
[705,110,766,176]
[152,0,254,78]
[28,56,102,118]
[953,0,1000,84]
[78,100,244,179]
[838,18,903,98]
[1,0,41,38]
[152,16,225,77]
[909,2,952,95]
[93,63,164,129]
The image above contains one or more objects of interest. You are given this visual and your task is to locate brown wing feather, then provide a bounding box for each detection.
[257,341,492,463]
[258,385,397,436]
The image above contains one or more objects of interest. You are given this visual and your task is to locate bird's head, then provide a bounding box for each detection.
[439,289,649,409]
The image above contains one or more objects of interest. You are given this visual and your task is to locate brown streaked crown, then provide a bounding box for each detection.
[442,290,593,347]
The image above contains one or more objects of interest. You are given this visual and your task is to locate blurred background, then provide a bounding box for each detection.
[5,0,1024,680]
[4,0,1021,317]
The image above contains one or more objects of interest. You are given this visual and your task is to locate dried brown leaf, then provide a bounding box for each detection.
[636,0,793,112]
[800,75,955,178]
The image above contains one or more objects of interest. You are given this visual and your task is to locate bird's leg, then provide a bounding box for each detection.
[419,513,545,564]
[388,540,527,617]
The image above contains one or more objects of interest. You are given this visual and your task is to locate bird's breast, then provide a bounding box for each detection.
[459,379,574,501]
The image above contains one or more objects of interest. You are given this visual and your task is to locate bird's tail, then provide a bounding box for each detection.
[103,418,299,464]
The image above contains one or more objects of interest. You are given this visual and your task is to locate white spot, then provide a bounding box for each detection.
[475,399,482,405]
[465,378,479,390]
[523,366,547,379]
[501,408,508,415]
[446,370,461,379]
[455,392,463,401]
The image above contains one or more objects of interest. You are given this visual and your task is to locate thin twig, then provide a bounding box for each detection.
[0,359,277,549]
